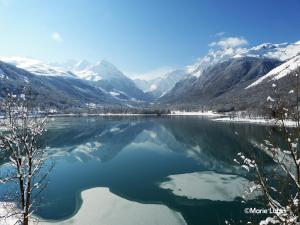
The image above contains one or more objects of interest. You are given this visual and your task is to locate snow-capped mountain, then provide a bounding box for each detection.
[159,40,300,111]
[58,59,152,101]
[1,57,151,102]
[0,56,77,78]
[1,39,299,112]
[133,40,300,103]
[187,40,300,78]
[159,57,281,108]
[0,60,119,109]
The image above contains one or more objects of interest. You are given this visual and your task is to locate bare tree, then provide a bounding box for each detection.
[235,67,300,224]
[0,92,50,225]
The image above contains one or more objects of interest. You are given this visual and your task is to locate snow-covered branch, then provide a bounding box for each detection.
[0,92,50,225]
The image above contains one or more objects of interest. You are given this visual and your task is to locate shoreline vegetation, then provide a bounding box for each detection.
[1,110,297,131]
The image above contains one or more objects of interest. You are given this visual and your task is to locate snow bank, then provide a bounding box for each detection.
[170,110,221,116]
[37,187,186,225]
[49,113,158,117]
[160,171,259,201]
[213,117,297,127]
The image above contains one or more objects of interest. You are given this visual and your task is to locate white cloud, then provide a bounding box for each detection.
[51,32,63,43]
[209,37,248,49]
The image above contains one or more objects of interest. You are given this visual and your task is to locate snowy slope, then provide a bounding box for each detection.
[76,60,131,82]
[246,55,300,89]
[0,56,76,77]
[72,60,128,82]
[76,69,102,81]
[88,60,127,80]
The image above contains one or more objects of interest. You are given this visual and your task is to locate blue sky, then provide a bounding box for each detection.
[0,0,299,78]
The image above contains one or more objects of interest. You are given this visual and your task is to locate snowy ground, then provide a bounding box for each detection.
[160,171,259,201]
[1,188,187,225]
[47,111,222,117]
[49,113,156,117]
[213,117,297,127]
[0,202,21,225]
[169,111,298,127]
[169,110,221,117]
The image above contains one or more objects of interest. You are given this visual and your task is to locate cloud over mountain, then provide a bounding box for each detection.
[209,37,248,48]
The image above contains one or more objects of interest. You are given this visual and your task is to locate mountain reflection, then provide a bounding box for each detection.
[42,117,271,172]
[43,117,152,162]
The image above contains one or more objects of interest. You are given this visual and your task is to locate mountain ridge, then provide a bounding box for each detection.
[1,40,300,113]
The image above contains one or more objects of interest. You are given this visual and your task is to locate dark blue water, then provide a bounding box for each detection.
[0,116,274,225]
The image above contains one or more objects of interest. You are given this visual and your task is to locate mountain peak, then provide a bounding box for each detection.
[88,60,126,80]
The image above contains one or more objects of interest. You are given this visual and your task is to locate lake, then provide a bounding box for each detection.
[0,116,275,225]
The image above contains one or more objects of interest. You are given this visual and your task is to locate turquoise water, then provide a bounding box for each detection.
[0,116,274,224]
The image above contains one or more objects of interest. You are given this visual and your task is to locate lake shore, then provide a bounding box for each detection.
[47,111,298,127]
[212,116,297,127]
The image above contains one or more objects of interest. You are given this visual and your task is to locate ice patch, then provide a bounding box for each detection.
[37,187,187,225]
[160,171,259,201]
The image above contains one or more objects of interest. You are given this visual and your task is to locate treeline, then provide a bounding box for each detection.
[45,105,171,116]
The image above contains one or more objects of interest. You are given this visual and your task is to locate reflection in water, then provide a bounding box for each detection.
[0,116,274,225]
[43,118,150,162]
